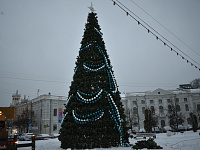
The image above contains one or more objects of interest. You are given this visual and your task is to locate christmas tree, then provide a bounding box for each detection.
[59,6,129,149]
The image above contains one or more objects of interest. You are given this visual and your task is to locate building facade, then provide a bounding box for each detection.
[11,91,67,135]
[31,94,66,135]
[121,88,200,132]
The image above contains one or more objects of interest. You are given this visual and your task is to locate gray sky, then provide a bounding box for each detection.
[0,0,200,107]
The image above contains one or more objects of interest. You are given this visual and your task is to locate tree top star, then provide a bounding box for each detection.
[88,2,95,12]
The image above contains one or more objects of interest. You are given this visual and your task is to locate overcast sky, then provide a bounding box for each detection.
[0,0,200,107]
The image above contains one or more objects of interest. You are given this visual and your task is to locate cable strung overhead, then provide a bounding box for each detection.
[111,0,200,71]
[129,0,200,58]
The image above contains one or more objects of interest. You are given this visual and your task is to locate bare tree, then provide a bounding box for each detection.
[14,108,36,133]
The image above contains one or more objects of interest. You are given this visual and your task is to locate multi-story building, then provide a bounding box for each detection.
[11,91,67,135]
[121,88,200,132]
[31,94,67,135]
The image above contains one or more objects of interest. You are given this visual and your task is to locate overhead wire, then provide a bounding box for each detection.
[112,0,200,71]
[0,75,70,84]
[129,0,200,58]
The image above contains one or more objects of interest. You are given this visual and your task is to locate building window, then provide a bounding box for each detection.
[185,104,189,111]
[150,106,155,115]
[159,106,164,114]
[184,98,187,102]
[142,107,145,114]
[158,92,160,94]
[176,98,179,103]
[150,100,154,104]
[197,104,200,112]
[53,124,57,131]
[176,105,181,111]
[161,120,165,128]
[168,105,172,113]
[141,100,145,104]
[54,109,57,116]
[159,99,162,104]
[167,99,171,103]
[187,118,191,124]
[133,107,137,114]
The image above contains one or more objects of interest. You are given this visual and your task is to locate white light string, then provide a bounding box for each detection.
[112,0,200,71]
[77,89,103,102]
[83,64,106,72]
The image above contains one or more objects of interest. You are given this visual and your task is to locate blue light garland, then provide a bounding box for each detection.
[72,109,104,124]
[76,89,103,103]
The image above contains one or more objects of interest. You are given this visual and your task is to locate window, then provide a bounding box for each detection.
[53,124,57,131]
[167,99,171,103]
[150,106,155,115]
[150,100,154,104]
[158,92,160,94]
[197,104,200,112]
[187,118,191,124]
[176,105,181,111]
[184,98,187,102]
[159,99,162,104]
[168,105,172,113]
[132,101,137,105]
[159,106,164,114]
[133,107,137,114]
[141,100,145,104]
[185,104,189,111]
[54,109,57,116]
[176,98,179,103]
[142,107,145,114]
[161,120,165,128]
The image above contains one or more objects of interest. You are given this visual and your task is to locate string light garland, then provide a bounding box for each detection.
[72,109,104,124]
[83,63,106,72]
[111,0,200,71]
[129,0,200,58]
[76,89,103,103]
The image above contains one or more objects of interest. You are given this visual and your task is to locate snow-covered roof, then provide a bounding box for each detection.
[190,89,200,93]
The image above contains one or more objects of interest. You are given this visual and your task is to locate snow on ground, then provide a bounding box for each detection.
[18,130,200,150]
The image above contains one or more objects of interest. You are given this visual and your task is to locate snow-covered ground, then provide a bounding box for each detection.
[18,130,200,150]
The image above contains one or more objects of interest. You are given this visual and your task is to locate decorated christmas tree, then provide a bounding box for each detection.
[59,6,129,149]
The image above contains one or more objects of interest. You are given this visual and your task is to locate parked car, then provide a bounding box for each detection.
[139,128,146,133]
[187,125,193,131]
[178,125,186,131]
[19,133,34,141]
[8,133,19,139]
[49,133,59,138]
[35,134,50,140]
[162,126,172,132]
[152,127,160,133]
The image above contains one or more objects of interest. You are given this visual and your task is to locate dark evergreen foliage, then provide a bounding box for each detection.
[190,112,198,132]
[168,103,184,131]
[144,109,152,133]
[58,12,129,149]
[132,138,163,149]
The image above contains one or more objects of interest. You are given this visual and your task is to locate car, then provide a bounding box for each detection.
[19,133,34,141]
[162,126,172,132]
[139,128,146,133]
[152,127,160,133]
[35,134,50,140]
[187,125,193,131]
[49,133,59,138]
[178,125,186,132]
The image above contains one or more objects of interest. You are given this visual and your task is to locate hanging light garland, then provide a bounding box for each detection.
[111,0,200,71]
[76,89,103,103]
[72,109,104,124]
[83,63,106,72]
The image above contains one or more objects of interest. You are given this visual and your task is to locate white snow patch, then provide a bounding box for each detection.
[17,130,200,150]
